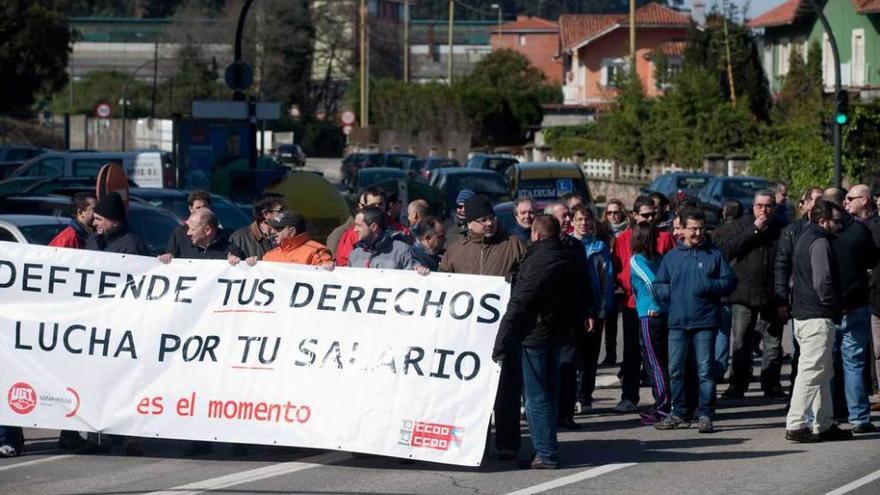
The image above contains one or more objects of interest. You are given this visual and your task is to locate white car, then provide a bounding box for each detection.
[0,214,73,245]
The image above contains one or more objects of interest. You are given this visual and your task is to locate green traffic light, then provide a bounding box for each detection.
[836,113,849,125]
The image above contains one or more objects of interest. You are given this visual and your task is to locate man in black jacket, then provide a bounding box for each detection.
[786,200,850,442]
[85,192,149,255]
[159,209,248,264]
[493,216,592,469]
[826,188,879,433]
[718,190,785,398]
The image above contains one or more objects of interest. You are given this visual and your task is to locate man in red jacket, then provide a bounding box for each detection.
[611,195,676,413]
[49,192,97,249]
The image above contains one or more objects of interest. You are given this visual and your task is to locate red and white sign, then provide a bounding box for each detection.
[340,110,356,125]
[0,243,507,466]
[342,124,353,136]
[95,102,112,119]
[8,382,36,415]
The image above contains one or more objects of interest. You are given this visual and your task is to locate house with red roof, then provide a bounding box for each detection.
[557,2,692,106]
[748,0,880,94]
[490,16,562,83]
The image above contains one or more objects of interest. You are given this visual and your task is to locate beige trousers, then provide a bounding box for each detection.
[786,318,835,433]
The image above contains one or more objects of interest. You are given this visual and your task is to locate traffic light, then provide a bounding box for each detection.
[835,90,849,125]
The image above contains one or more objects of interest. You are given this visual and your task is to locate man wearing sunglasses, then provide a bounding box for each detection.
[611,195,676,413]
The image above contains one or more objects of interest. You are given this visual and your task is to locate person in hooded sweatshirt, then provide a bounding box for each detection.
[653,208,737,434]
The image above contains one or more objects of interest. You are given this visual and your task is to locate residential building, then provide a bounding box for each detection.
[748,0,880,94]
[409,20,493,83]
[558,2,692,105]
[490,16,562,83]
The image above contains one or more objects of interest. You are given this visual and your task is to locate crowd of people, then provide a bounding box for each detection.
[1,181,879,470]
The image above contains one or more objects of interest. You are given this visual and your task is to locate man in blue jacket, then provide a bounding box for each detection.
[654,208,737,433]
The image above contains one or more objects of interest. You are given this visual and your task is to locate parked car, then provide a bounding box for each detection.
[381,152,417,169]
[406,157,460,182]
[429,168,509,218]
[0,150,173,195]
[0,195,181,256]
[0,145,47,162]
[643,172,713,201]
[127,188,251,232]
[696,175,770,226]
[0,214,72,245]
[506,162,593,207]
[353,167,407,193]
[19,176,138,196]
[274,144,306,168]
[340,152,384,185]
[465,154,519,176]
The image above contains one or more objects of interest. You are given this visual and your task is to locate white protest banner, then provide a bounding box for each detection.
[0,242,508,466]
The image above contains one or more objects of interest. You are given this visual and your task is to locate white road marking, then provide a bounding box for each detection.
[0,455,72,472]
[502,463,636,495]
[824,468,880,495]
[144,451,348,495]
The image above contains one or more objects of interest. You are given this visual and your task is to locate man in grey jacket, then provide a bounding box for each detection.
[348,206,418,270]
[786,200,851,442]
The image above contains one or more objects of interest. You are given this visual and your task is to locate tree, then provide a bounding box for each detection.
[458,49,561,145]
[49,71,154,118]
[258,0,315,113]
[166,44,225,115]
[598,71,651,165]
[772,41,824,130]
[0,0,70,116]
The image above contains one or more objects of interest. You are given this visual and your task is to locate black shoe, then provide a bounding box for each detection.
[852,423,877,434]
[721,387,745,399]
[184,441,213,456]
[785,428,820,443]
[518,457,557,469]
[818,424,853,441]
[558,418,582,430]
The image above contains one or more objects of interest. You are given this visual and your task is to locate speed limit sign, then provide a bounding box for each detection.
[341,110,356,125]
[95,102,112,119]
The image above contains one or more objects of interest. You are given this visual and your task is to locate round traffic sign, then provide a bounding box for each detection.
[342,124,353,135]
[224,62,254,92]
[341,110,356,125]
[95,102,112,119]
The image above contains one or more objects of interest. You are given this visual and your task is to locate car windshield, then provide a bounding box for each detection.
[450,174,508,196]
[19,224,68,245]
[676,176,709,190]
[127,208,181,256]
[722,179,769,199]
[517,178,588,201]
[407,159,427,171]
[485,158,517,174]
[385,155,415,168]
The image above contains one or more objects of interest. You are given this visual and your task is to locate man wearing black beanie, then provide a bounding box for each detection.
[85,192,148,255]
[439,193,528,462]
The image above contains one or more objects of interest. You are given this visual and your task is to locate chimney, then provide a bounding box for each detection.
[692,1,706,26]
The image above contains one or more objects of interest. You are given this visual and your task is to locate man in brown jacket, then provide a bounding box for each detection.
[440,194,527,461]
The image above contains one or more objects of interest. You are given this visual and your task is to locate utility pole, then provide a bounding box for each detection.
[806,0,843,187]
[360,0,369,127]
[151,40,159,117]
[722,2,737,106]
[447,0,454,84]
[403,0,410,83]
[629,0,636,71]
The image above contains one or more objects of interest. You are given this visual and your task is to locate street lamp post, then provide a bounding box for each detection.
[447,0,455,83]
[806,0,843,187]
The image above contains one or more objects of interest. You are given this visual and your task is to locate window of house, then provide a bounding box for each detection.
[655,56,682,89]
[519,35,526,46]
[777,38,790,76]
[602,58,629,87]
[852,28,865,86]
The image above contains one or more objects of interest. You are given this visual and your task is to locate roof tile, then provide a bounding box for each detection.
[559,2,691,51]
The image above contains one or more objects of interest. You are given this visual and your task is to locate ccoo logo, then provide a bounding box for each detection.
[8,382,37,414]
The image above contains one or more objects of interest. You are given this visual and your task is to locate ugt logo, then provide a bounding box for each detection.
[8,382,37,415]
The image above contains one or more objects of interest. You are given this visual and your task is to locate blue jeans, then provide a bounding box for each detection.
[521,346,560,465]
[714,304,732,381]
[832,306,872,426]
[669,328,717,419]
[0,425,24,449]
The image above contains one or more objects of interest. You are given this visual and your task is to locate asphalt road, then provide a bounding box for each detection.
[3,157,879,494]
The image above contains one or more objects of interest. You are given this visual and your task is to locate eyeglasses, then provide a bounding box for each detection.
[636,211,656,219]
[845,196,867,202]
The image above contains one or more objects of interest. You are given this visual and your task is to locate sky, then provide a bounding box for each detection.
[685,0,786,20]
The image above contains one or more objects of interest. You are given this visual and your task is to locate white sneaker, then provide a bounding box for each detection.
[613,399,638,413]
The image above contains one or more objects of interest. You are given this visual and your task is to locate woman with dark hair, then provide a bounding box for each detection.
[629,221,670,424]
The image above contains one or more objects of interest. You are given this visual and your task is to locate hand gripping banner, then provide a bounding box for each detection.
[0,242,507,466]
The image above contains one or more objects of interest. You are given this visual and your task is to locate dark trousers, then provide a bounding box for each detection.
[558,320,604,420]
[494,347,522,452]
[730,304,783,392]
[604,298,621,360]
[621,307,642,403]
[639,315,670,413]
